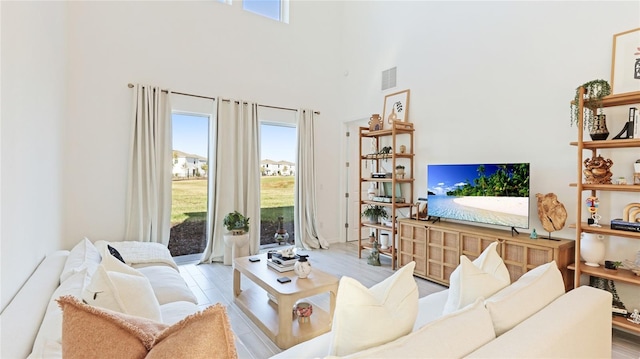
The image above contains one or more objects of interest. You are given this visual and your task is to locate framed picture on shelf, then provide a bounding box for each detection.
[383,89,410,124]
[610,27,640,94]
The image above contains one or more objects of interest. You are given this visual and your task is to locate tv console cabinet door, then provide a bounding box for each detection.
[499,240,553,283]
[426,227,459,285]
[460,232,501,261]
[398,221,427,277]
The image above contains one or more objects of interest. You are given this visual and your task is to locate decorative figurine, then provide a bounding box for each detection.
[530,229,538,239]
[583,155,613,184]
[367,241,381,266]
[587,196,602,227]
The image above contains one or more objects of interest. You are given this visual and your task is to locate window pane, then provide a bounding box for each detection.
[243,0,281,21]
[260,123,295,247]
[170,113,209,257]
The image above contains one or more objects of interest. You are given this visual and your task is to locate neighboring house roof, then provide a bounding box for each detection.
[261,159,295,166]
[277,160,295,166]
[173,150,207,161]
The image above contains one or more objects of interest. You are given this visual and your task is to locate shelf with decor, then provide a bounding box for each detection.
[358,120,414,269]
[570,86,640,334]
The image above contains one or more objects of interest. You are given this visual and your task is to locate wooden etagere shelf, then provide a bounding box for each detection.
[357,120,414,269]
[570,89,640,335]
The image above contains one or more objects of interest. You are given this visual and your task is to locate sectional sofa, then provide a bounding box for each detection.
[273,243,613,359]
[0,238,246,358]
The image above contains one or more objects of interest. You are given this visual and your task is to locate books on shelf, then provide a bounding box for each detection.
[267,258,294,272]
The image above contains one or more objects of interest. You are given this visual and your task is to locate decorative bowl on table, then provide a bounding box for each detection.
[292,301,313,323]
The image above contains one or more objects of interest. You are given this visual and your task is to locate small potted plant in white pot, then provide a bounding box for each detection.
[223,210,250,235]
[395,165,405,179]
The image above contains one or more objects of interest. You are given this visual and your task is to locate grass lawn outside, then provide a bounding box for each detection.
[170,176,295,252]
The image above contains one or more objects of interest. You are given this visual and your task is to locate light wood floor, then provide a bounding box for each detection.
[175,241,640,359]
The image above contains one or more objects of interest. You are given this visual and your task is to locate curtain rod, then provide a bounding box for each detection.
[127,83,320,115]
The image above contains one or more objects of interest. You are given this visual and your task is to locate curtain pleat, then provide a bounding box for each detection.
[124,84,172,245]
[294,110,329,250]
[201,100,261,263]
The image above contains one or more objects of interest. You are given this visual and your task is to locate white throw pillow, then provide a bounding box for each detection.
[82,254,162,321]
[59,237,102,283]
[485,260,565,336]
[443,242,510,315]
[137,266,198,305]
[343,297,496,359]
[328,262,418,357]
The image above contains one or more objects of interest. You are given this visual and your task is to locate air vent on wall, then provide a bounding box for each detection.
[381,67,397,91]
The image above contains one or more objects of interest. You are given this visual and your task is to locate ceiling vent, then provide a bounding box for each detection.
[381,67,397,91]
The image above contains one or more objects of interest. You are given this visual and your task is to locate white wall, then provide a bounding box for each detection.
[1,1,68,310]
[338,1,640,309]
[61,1,345,247]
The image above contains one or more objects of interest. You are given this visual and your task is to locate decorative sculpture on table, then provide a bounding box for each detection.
[586,196,602,227]
[583,155,613,184]
[535,193,568,239]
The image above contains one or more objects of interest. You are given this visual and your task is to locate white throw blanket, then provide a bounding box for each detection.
[95,240,179,271]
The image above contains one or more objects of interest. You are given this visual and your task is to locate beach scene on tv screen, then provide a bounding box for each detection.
[427,163,530,228]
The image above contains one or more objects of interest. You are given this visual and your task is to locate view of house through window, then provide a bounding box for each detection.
[260,123,296,247]
[170,113,210,257]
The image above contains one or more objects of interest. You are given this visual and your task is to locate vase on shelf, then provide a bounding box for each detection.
[580,232,605,267]
[379,233,390,250]
[589,114,609,141]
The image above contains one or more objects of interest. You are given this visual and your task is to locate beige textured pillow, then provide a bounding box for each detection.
[57,295,238,359]
[329,262,418,357]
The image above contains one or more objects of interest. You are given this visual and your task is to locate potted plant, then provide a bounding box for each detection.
[395,165,405,179]
[361,205,389,224]
[604,260,622,271]
[570,79,611,140]
[223,210,250,235]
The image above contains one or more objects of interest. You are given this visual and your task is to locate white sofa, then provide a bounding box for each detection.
[273,262,613,359]
[0,239,249,358]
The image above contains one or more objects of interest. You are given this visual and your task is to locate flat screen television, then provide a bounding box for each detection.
[427,163,530,229]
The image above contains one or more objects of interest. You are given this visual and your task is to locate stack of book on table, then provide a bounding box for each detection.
[267,253,299,272]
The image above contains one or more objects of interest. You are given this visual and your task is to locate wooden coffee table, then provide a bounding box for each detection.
[233,254,339,349]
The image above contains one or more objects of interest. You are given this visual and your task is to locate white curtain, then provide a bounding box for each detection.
[124,84,172,245]
[294,109,329,250]
[201,99,261,263]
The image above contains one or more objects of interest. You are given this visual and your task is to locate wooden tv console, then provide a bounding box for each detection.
[397,219,575,291]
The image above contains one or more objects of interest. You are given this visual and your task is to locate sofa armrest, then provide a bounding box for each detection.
[467,286,612,358]
[0,251,69,359]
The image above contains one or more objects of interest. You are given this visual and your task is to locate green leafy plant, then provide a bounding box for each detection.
[361,205,389,221]
[223,210,250,234]
[570,79,611,130]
